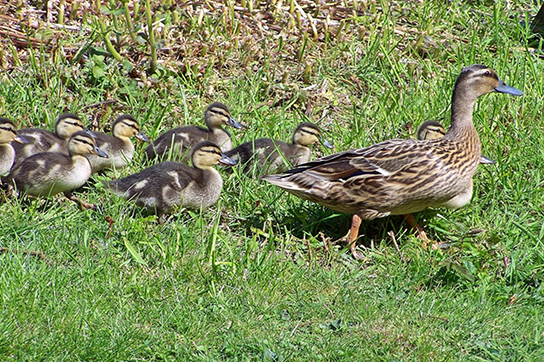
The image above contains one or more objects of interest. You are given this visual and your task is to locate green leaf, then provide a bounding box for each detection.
[92,65,105,79]
[123,237,147,265]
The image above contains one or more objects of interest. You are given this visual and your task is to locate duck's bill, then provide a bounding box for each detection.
[85,128,97,138]
[322,138,334,149]
[136,131,150,143]
[480,155,496,164]
[495,80,523,96]
[219,154,237,166]
[228,117,244,129]
[93,146,109,158]
[14,134,29,144]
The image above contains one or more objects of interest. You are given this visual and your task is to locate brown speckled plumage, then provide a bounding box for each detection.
[264,65,522,257]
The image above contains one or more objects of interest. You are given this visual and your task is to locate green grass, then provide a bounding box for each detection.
[1,0,544,360]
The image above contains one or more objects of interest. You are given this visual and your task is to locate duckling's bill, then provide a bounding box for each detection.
[322,138,334,149]
[495,80,523,96]
[85,128,97,138]
[14,134,29,144]
[219,154,237,166]
[136,131,150,143]
[228,117,244,130]
[480,155,495,164]
[92,146,109,158]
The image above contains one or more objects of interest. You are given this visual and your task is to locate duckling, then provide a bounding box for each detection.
[224,122,334,176]
[106,141,237,214]
[144,102,243,163]
[264,65,522,258]
[85,114,150,173]
[0,118,28,176]
[5,131,108,203]
[417,120,495,164]
[13,113,94,166]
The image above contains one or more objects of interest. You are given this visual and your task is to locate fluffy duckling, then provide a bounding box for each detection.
[264,65,522,258]
[85,114,150,173]
[224,122,333,176]
[6,131,108,200]
[106,141,237,214]
[417,120,495,164]
[144,102,243,163]
[13,113,94,166]
[0,118,28,176]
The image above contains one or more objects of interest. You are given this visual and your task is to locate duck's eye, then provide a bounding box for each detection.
[484,71,490,77]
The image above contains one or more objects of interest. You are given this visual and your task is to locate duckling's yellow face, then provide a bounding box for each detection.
[417,121,447,141]
[112,116,150,142]
[68,131,107,157]
[293,126,322,147]
[0,121,18,144]
[56,116,86,140]
[204,103,243,129]
[192,144,224,169]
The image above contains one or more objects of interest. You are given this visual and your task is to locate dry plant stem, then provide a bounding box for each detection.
[145,0,157,73]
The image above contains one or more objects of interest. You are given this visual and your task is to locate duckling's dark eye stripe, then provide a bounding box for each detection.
[122,121,140,130]
[202,148,222,155]
[302,129,319,137]
[75,137,94,146]
[0,126,16,134]
[209,109,230,118]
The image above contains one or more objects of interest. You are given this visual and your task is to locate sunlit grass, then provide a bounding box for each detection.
[0,0,543,360]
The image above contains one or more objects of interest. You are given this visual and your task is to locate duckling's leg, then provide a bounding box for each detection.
[64,191,96,210]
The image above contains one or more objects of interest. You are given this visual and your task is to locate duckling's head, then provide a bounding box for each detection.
[0,117,28,144]
[204,102,243,130]
[191,141,237,169]
[293,122,334,149]
[111,114,150,142]
[455,65,523,99]
[67,131,109,158]
[55,113,94,140]
[417,120,447,141]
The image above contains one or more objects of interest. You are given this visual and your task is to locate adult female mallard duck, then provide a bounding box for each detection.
[144,102,243,163]
[85,114,150,173]
[13,113,94,166]
[417,120,495,164]
[106,141,237,214]
[224,122,334,176]
[264,65,522,258]
[0,118,28,176]
[5,131,108,207]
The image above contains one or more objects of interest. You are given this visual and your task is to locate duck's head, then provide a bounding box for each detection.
[0,117,28,144]
[455,65,523,99]
[204,102,243,130]
[417,120,447,141]
[111,114,150,142]
[68,131,109,158]
[55,113,95,140]
[191,140,237,169]
[293,122,334,149]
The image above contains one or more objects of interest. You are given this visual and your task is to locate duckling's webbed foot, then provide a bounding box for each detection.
[64,191,97,210]
[402,213,438,250]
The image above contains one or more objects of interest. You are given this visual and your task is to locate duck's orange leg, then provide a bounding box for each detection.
[347,214,364,259]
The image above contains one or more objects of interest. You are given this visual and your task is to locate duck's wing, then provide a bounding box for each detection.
[107,162,199,197]
[281,139,437,182]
